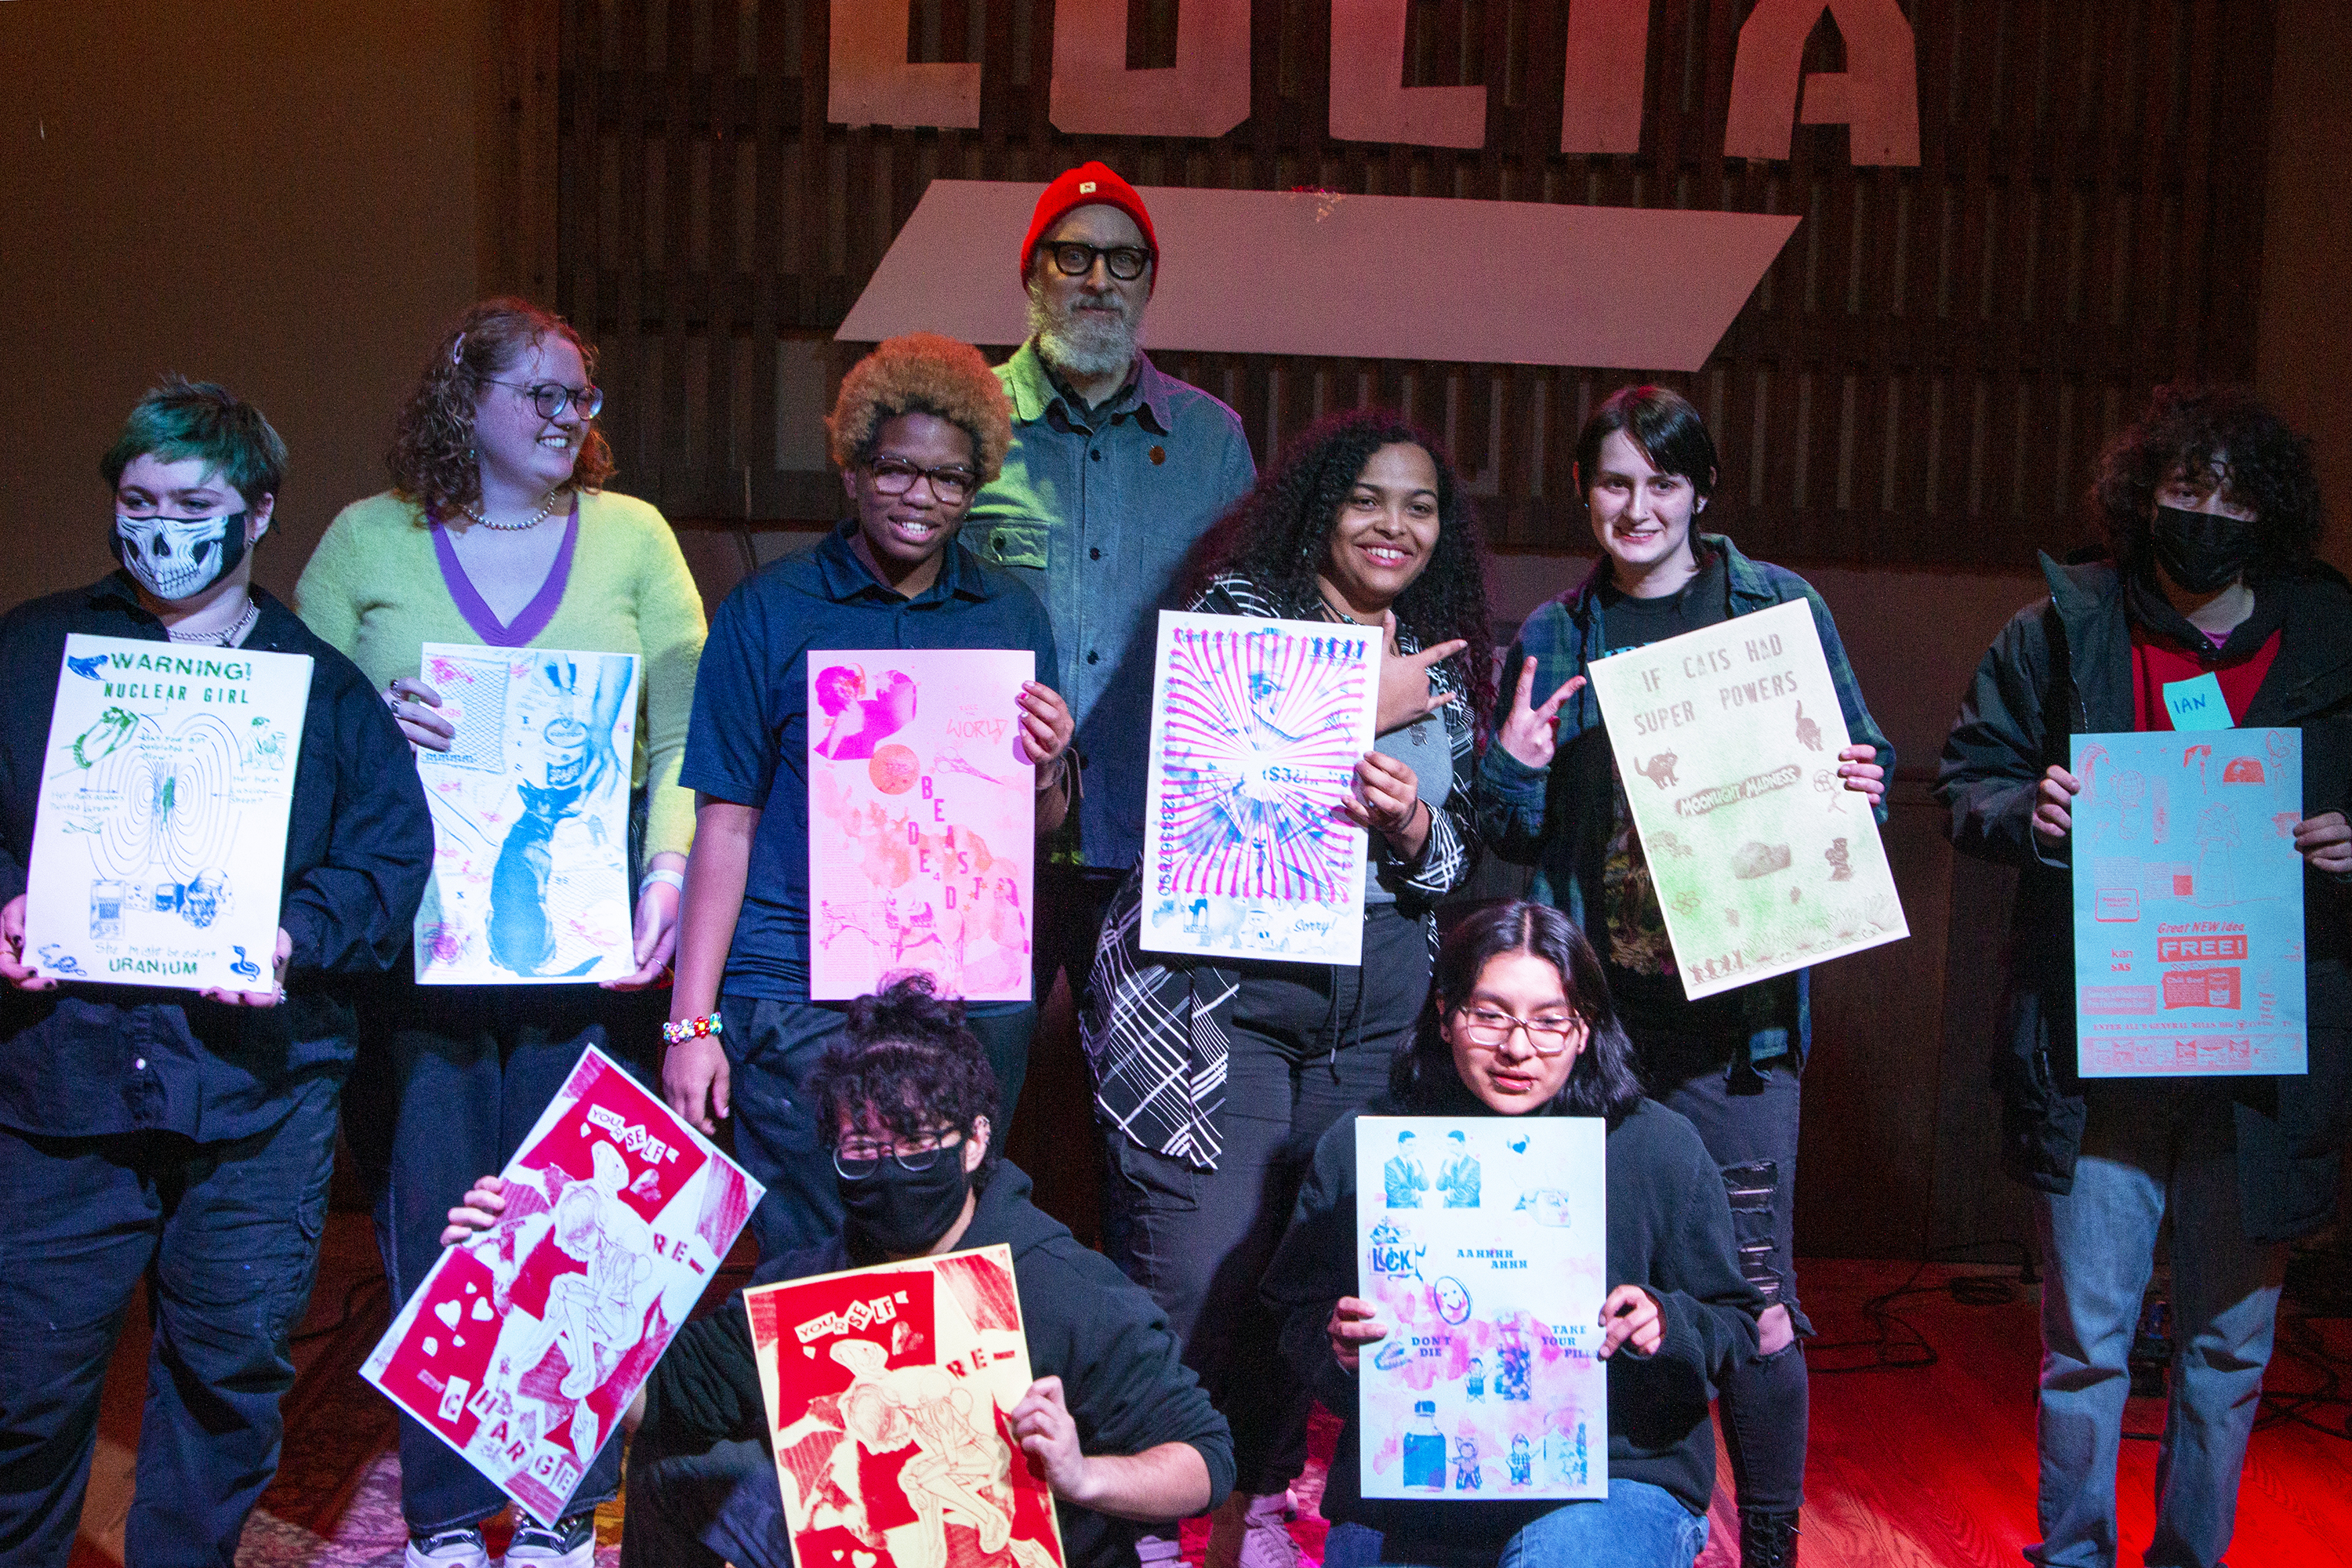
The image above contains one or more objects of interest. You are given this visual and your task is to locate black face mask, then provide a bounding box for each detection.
[2151,504,2255,594]
[839,1149,974,1257]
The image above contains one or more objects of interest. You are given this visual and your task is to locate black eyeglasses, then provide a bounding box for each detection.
[489,379,605,420]
[867,458,978,505]
[1454,1005,1584,1055]
[833,1131,962,1181]
[1042,241,1154,281]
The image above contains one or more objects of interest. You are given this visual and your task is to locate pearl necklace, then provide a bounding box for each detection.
[460,489,564,532]
[166,598,260,647]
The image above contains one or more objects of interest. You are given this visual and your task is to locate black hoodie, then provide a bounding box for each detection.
[637,1160,1236,1568]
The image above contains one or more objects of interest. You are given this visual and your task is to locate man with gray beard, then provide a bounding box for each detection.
[965,163,1255,1119]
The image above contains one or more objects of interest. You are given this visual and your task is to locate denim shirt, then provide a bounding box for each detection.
[966,341,1256,870]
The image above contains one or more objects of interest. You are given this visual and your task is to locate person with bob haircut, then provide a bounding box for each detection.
[1474,384,1889,1567]
[665,333,1074,1263]
[0,379,432,1565]
[435,975,1236,1568]
[1936,382,2352,1568]
[296,297,707,1567]
[1262,901,1763,1567]
[1083,408,1491,1568]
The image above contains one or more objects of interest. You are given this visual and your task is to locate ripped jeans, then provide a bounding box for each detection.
[1639,1033,1809,1517]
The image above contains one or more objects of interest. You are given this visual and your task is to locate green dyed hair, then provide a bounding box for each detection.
[100,375,288,509]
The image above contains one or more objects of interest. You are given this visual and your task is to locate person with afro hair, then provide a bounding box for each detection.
[665,334,1075,1262]
[1939,381,2352,1568]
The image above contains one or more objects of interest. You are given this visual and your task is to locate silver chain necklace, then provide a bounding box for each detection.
[165,597,260,647]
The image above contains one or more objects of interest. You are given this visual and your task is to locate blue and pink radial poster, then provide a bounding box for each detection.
[1139,611,1381,965]
[2070,729,2306,1077]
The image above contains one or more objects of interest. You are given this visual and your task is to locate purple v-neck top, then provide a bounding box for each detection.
[427,498,581,647]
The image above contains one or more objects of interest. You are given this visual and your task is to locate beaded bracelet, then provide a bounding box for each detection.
[662,1014,724,1046]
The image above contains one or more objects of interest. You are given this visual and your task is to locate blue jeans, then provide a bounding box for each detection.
[2031,1083,2285,1568]
[720,994,1037,1261]
[1324,1479,1710,1568]
[0,1076,340,1568]
[351,980,664,1532]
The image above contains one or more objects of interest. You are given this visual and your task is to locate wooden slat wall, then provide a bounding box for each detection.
[549,0,2275,571]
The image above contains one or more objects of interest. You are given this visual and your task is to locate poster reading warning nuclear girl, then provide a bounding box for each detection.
[1584,598,1907,1001]
[745,1244,1065,1568]
[361,1048,763,1523]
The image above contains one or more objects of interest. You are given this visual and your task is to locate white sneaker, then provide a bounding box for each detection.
[406,1527,490,1568]
[1207,1490,1301,1568]
[505,1509,597,1568]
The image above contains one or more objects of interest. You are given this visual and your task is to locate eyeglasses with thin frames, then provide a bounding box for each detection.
[867,458,978,505]
[488,379,604,421]
[833,1131,964,1181]
[1042,241,1154,281]
[1454,1005,1584,1055]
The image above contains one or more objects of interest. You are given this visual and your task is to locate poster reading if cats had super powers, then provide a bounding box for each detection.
[1356,1116,1609,1501]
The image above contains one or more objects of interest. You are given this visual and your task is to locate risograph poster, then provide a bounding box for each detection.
[1355,1116,1609,1501]
[745,1243,1066,1568]
[413,644,640,984]
[807,649,1037,1001]
[24,633,313,992]
[361,1047,763,1523]
[1139,612,1381,964]
[1584,598,1907,1000]
[2070,729,2306,1077]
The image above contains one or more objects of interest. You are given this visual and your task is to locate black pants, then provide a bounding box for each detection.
[344,975,666,1533]
[1639,1029,1809,1517]
[0,1076,340,1568]
[1102,902,1428,1496]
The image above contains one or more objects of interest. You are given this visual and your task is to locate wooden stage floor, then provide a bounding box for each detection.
[67,1230,2352,1566]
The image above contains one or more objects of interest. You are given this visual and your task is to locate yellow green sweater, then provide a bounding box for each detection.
[294,488,707,859]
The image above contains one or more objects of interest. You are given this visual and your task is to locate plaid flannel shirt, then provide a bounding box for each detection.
[1080,573,1481,1169]
[1475,533,1893,1066]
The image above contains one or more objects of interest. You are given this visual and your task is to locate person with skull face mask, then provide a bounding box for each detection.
[434,975,1233,1568]
[0,378,433,1566]
[1937,382,2352,1568]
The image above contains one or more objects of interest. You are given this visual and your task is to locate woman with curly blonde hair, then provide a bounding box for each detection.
[662,332,1073,1262]
[294,296,706,1568]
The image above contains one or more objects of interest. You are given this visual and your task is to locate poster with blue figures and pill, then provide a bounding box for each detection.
[1356,1116,1608,1500]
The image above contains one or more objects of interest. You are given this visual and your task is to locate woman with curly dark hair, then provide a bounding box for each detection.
[1475,385,1893,1567]
[295,297,706,1567]
[1938,383,2352,1568]
[1264,902,1763,1567]
[1083,408,1491,1566]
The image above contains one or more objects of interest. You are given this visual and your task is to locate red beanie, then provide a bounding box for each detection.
[1019,162,1160,293]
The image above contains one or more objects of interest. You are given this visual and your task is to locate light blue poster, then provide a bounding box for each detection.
[2070,729,2305,1077]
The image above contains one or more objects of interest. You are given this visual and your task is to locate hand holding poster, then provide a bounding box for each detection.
[413,644,641,983]
[1583,599,1907,1000]
[1355,1116,1608,1501]
[745,1244,1065,1568]
[1140,612,1381,964]
[808,649,1037,1001]
[361,1048,764,1523]
[2069,729,2306,1076]
[24,633,313,991]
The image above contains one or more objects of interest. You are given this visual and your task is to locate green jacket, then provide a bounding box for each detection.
[1475,535,1893,1067]
[1935,554,2352,1237]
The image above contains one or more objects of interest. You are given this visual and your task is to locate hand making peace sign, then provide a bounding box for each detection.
[1495,655,1588,770]
[1375,610,1468,736]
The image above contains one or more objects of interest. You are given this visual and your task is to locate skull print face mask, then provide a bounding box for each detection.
[113,510,249,602]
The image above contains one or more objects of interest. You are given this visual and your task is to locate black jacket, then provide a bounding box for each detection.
[637,1160,1236,1568]
[0,575,433,1142]
[1935,555,2352,1239]
[1261,1092,1762,1545]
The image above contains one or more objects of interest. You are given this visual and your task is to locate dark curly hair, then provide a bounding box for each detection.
[809,976,1004,1192]
[1389,901,1646,1126]
[1187,409,1494,727]
[386,297,615,519]
[2092,383,2323,579]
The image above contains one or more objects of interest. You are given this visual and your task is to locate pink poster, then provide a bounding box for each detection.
[808,649,1037,1001]
[745,1244,1065,1568]
[360,1048,764,1523]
